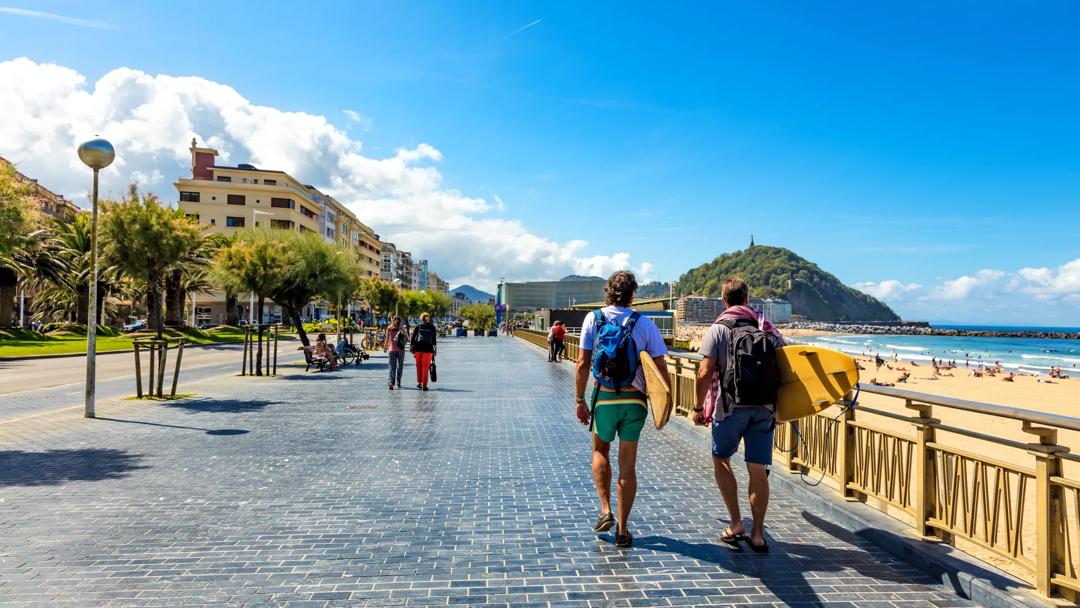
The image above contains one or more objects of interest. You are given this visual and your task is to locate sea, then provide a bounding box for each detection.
[794,327,1080,375]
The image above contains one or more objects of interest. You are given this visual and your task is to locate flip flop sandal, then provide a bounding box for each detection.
[748,538,770,554]
[720,529,747,546]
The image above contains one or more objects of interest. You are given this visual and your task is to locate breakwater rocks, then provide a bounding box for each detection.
[782,322,1080,340]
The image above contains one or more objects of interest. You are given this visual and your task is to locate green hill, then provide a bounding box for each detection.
[676,246,900,323]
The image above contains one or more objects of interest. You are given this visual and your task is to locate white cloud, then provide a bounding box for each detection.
[854,280,922,301]
[342,109,372,132]
[0,6,113,29]
[0,57,650,289]
[859,259,1080,323]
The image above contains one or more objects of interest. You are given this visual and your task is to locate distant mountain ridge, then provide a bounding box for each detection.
[449,285,494,303]
[677,245,900,323]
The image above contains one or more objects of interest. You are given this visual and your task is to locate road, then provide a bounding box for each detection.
[0,342,304,423]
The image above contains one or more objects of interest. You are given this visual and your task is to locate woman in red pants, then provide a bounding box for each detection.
[410,312,438,390]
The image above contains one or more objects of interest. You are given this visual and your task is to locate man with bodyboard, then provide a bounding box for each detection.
[693,277,785,553]
[575,271,670,548]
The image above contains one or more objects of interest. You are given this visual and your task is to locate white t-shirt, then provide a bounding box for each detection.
[580,306,667,393]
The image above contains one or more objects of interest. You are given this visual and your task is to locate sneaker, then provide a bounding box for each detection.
[593,512,614,532]
[422,385,429,391]
[388,383,394,390]
[417,383,422,389]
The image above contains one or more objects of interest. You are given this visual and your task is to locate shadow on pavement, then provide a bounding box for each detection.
[163,398,278,414]
[635,511,934,606]
[96,416,249,436]
[0,448,147,487]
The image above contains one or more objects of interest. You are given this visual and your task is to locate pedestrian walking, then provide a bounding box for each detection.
[552,320,567,361]
[411,312,437,391]
[693,277,784,553]
[384,316,406,389]
[575,271,670,548]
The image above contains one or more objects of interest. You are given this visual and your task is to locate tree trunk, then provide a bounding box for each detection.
[75,284,89,326]
[164,269,185,327]
[95,282,106,326]
[286,304,309,347]
[149,274,164,338]
[0,283,14,328]
[255,295,264,376]
[224,289,239,326]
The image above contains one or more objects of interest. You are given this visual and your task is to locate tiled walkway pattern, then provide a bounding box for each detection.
[0,338,972,607]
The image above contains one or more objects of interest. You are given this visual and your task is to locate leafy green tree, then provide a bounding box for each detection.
[0,163,37,258]
[213,228,290,374]
[427,291,452,319]
[100,187,203,336]
[268,231,356,346]
[459,303,495,330]
[358,276,400,323]
[209,232,242,326]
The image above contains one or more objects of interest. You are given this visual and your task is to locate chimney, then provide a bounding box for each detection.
[190,138,218,180]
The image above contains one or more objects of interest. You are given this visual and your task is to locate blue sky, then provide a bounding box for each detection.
[2,1,1079,324]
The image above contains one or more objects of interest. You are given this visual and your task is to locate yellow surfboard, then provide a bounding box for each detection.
[775,345,859,422]
[639,351,673,429]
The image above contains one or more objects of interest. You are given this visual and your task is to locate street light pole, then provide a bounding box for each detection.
[78,138,115,419]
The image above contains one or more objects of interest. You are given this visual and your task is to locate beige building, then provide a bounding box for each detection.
[175,140,381,323]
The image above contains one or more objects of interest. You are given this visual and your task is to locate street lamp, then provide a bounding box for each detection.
[78,138,115,419]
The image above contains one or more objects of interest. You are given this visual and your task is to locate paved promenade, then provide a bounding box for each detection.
[0,337,971,607]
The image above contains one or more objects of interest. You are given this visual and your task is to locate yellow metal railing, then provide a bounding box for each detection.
[515,329,1080,603]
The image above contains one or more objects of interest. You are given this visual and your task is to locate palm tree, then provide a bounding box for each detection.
[165,234,213,327]
[100,186,202,337]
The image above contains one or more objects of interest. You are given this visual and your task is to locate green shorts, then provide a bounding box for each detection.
[592,388,648,443]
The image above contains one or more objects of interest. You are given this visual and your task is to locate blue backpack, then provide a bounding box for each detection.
[590,310,641,393]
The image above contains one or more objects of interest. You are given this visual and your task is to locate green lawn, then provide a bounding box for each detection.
[0,326,259,358]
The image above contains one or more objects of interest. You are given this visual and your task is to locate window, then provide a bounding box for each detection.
[263,179,277,186]
[270,197,293,209]
[298,225,307,233]
[185,213,200,222]
[179,191,200,202]
[300,206,316,219]
[226,216,245,227]
[241,178,248,184]
[216,175,232,182]
[326,228,334,238]
[270,219,294,230]
[210,218,216,225]
[227,194,246,205]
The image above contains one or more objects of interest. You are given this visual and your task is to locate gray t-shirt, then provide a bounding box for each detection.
[699,322,785,412]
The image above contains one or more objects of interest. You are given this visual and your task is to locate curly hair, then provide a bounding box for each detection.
[604,270,638,307]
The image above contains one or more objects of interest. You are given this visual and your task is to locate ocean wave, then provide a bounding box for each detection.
[817,337,860,346]
[885,344,928,352]
[1021,354,1080,364]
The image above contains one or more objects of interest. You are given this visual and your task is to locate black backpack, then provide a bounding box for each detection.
[413,324,436,349]
[718,318,780,408]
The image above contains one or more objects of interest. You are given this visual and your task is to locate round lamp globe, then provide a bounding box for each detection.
[77,138,115,170]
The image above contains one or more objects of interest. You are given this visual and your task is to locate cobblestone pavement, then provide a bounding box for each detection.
[0,337,972,607]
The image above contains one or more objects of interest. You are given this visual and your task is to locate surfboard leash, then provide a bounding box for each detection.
[786,383,861,487]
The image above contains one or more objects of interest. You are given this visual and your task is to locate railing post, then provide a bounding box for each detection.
[836,400,857,499]
[785,419,801,473]
[906,400,937,537]
[1024,421,1067,599]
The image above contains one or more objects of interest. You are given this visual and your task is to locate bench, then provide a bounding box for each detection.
[298,346,329,372]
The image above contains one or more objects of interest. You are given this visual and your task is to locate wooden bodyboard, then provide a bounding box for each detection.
[640,351,672,429]
[774,345,859,422]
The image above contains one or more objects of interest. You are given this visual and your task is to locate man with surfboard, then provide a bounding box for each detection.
[575,270,670,548]
[694,277,785,553]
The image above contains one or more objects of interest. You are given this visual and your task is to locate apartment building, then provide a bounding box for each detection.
[175,139,383,323]
[176,140,323,234]
[428,273,449,294]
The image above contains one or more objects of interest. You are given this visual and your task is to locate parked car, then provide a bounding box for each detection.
[123,319,147,332]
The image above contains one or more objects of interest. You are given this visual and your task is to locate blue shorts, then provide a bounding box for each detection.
[711,407,776,465]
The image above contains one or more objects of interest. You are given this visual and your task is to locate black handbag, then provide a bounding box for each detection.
[429,358,437,383]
